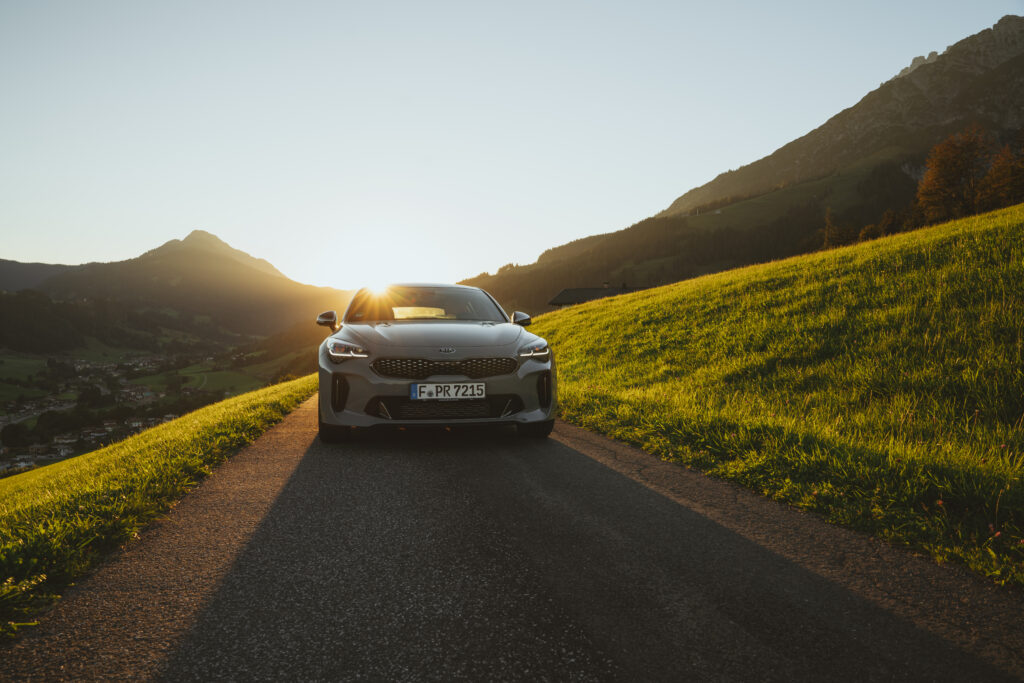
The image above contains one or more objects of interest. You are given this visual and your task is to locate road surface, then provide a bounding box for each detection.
[2,397,1023,681]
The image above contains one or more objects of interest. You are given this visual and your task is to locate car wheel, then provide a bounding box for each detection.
[516,419,554,438]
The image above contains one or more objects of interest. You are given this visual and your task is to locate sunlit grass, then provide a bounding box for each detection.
[534,205,1024,585]
[0,374,317,637]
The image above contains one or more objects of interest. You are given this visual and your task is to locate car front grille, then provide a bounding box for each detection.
[371,357,518,380]
[365,395,524,421]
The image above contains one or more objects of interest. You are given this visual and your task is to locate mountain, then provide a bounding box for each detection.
[0,232,346,445]
[0,259,74,293]
[139,229,287,280]
[461,15,1024,315]
[37,230,348,337]
[660,15,1024,218]
[0,230,352,353]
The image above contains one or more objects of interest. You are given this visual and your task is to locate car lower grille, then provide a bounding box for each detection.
[371,357,518,380]
[365,395,524,420]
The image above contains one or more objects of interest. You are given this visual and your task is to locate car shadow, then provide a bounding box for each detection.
[155,428,1019,682]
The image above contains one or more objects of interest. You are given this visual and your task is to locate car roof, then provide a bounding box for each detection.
[375,283,479,290]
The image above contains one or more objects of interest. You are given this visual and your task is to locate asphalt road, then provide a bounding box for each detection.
[3,398,1023,681]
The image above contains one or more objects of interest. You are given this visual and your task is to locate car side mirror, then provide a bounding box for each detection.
[512,311,531,327]
[316,310,339,332]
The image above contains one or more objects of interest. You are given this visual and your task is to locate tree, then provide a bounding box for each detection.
[858,222,882,241]
[77,385,111,408]
[821,208,857,248]
[166,374,184,395]
[916,126,991,224]
[1,422,31,448]
[877,208,905,236]
[976,144,1024,212]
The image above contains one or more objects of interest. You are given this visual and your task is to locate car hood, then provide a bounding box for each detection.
[337,321,525,349]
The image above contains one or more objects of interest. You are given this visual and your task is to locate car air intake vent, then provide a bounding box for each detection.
[331,374,349,411]
[372,357,518,380]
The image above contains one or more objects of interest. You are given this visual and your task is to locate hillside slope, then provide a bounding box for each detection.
[661,15,1024,217]
[0,260,75,293]
[463,16,1024,315]
[38,230,348,337]
[136,229,287,279]
[532,204,1024,584]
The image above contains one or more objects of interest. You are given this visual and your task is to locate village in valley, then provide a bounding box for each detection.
[0,350,260,476]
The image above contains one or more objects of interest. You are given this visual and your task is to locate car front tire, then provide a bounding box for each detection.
[516,419,554,438]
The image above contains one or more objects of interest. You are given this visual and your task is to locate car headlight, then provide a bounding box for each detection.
[518,342,550,361]
[326,340,369,363]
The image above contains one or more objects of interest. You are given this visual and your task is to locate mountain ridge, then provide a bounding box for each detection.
[141,229,287,280]
[659,15,1024,218]
[461,15,1024,315]
[0,259,76,293]
[1,231,351,339]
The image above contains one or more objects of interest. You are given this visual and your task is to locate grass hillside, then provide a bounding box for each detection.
[533,205,1024,585]
[0,375,317,637]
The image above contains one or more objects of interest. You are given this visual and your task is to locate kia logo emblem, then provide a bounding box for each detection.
[439,347,456,353]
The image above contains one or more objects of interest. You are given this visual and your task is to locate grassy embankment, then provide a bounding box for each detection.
[533,205,1024,585]
[0,374,317,637]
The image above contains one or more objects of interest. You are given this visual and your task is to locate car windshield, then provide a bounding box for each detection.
[344,287,507,323]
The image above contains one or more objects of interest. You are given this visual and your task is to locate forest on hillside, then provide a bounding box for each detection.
[0,290,233,354]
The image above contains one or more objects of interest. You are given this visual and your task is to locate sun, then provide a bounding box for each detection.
[362,278,392,296]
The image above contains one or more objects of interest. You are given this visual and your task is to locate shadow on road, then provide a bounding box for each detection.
[157,427,1017,682]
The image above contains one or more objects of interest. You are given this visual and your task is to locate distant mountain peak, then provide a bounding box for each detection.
[182,229,230,248]
[145,229,287,279]
[891,14,1024,83]
[893,51,940,80]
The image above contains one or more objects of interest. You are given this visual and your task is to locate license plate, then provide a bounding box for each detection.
[410,382,486,400]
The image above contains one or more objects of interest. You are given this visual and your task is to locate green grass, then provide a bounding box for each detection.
[533,204,1024,585]
[0,353,47,382]
[184,369,263,393]
[128,371,173,390]
[0,383,45,403]
[242,350,305,380]
[0,354,48,403]
[0,374,317,637]
[132,363,276,396]
[69,337,142,362]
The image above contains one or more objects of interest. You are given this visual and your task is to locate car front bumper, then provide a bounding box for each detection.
[318,349,557,428]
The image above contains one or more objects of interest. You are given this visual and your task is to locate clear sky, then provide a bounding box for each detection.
[1,1,1020,290]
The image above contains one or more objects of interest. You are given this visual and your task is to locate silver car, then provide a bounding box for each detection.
[316,283,556,440]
